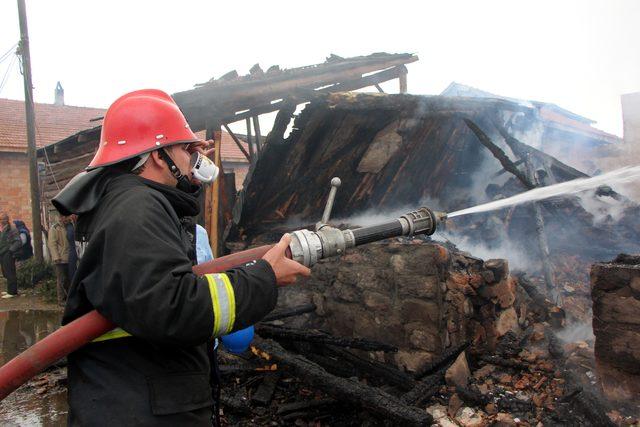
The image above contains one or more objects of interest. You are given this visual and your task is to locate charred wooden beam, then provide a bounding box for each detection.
[265,102,297,146]
[525,161,559,303]
[492,158,525,177]
[478,355,530,371]
[323,345,416,391]
[253,338,432,426]
[245,117,255,161]
[276,398,337,415]
[261,303,317,322]
[463,118,533,190]
[219,66,407,125]
[492,118,588,181]
[304,352,359,378]
[255,324,398,352]
[325,93,530,114]
[177,54,419,131]
[251,371,281,406]
[222,124,250,161]
[401,367,446,406]
[252,116,262,155]
[413,342,469,380]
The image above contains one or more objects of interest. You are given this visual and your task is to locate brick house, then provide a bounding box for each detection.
[0,98,105,229]
[1,97,250,230]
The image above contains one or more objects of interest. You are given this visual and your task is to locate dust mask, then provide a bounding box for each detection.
[190,152,219,183]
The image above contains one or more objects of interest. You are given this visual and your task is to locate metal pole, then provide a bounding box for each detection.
[17,0,43,263]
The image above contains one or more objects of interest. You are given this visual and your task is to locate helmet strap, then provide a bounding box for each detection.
[157,148,193,193]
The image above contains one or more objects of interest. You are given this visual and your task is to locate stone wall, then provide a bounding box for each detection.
[276,240,523,374]
[591,254,640,401]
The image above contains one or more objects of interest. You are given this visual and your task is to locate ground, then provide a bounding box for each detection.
[0,286,61,311]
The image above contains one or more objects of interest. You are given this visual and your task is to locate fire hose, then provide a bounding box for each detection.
[0,177,446,400]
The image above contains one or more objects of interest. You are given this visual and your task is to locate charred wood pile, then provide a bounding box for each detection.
[591,255,640,405]
[209,241,634,426]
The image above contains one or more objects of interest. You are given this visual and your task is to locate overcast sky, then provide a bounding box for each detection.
[0,0,638,136]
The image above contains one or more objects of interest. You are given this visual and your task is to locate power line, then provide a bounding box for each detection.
[0,42,18,64]
[0,53,18,95]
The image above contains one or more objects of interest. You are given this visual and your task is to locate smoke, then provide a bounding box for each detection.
[575,191,629,224]
[436,227,536,271]
[556,322,595,344]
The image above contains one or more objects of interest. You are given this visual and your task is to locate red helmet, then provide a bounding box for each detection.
[87,89,200,169]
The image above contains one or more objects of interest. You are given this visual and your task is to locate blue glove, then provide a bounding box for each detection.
[221,325,254,354]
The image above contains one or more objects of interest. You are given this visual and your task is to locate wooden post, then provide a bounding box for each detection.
[398,67,408,94]
[245,117,255,162]
[205,125,223,257]
[524,158,559,305]
[17,0,43,263]
[252,115,262,155]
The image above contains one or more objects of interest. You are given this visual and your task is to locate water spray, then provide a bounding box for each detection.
[448,165,640,219]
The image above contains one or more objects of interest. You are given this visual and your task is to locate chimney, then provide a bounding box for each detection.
[54,81,64,106]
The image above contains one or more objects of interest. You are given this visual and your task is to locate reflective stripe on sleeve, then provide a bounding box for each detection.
[205,273,236,337]
[92,327,132,343]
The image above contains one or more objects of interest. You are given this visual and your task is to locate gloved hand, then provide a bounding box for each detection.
[221,325,254,354]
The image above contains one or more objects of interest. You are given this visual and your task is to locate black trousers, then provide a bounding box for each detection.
[1,252,17,295]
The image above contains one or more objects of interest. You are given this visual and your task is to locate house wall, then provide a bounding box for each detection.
[0,152,32,229]
[222,161,249,189]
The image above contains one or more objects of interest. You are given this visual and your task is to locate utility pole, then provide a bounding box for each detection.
[17,0,43,262]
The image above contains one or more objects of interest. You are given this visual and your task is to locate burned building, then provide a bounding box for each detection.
[231,92,640,300]
[216,91,640,424]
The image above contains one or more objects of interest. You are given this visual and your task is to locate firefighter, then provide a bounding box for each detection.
[52,89,310,426]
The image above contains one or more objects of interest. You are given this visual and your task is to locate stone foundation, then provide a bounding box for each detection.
[591,254,640,402]
[276,240,523,373]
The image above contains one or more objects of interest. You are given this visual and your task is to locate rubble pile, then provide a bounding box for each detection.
[208,239,636,425]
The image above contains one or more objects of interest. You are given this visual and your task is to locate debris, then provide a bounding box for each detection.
[445,351,471,388]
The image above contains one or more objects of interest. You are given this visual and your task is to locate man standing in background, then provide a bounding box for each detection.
[0,212,22,299]
[47,214,70,306]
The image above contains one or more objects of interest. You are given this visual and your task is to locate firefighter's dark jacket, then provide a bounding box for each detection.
[54,169,278,426]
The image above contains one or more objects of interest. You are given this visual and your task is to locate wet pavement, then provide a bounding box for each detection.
[0,309,67,426]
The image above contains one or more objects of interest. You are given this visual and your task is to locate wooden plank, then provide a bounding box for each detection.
[252,116,262,155]
[399,67,408,93]
[212,129,222,257]
[245,117,255,161]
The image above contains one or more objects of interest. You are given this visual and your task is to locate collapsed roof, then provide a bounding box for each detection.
[230,93,640,295]
[173,53,418,130]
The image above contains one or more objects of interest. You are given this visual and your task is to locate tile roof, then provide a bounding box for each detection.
[194,130,249,163]
[2,97,249,162]
[0,98,105,153]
